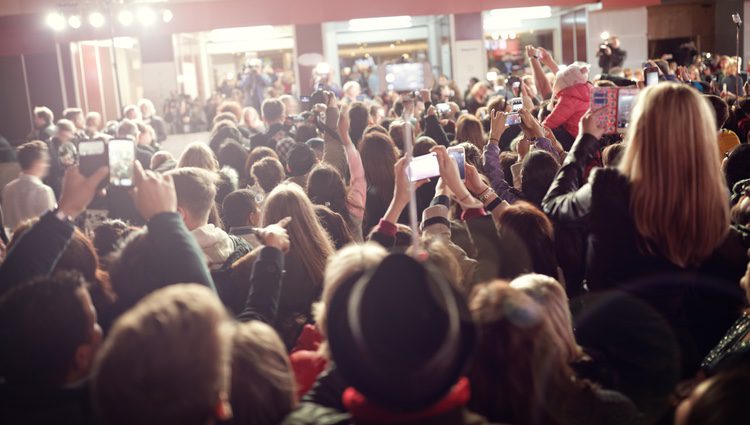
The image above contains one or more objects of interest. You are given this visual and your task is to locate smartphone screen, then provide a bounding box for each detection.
[108,139,135,187]
[447,147,466,180]
[646,71,659,87]
[509,97,523,112]
[617,89,639,130]
[407,153,440,182]
[78,140,106,177]
[436,103,451,115]
[506,112,522,126]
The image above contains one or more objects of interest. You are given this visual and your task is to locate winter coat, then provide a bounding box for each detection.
[543,83,592,139]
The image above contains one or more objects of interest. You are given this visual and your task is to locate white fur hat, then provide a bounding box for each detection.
[553,64,590,94]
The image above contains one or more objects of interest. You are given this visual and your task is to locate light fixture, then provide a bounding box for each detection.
[600,31,611,41]
[162,9,173,23]
[314,62,331,75]
[348,16,412,32]
[118,10,134,26]
[488,6,552,20]
[46,12,66,31]
[136,7,157,26]
[68,15,82,29]
[88,11,106,28]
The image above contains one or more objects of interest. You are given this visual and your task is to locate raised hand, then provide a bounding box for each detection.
[519,108,545,140]
[579,108,607,140]
[464,164,488,196]
[130,160,177,221]
[58,165,109,218]
[338,104,352,146]
[420,88,432,103]
[525,45,538,58]
[259,217,291,253]
[431,146,482,209]
[489,110,507,144]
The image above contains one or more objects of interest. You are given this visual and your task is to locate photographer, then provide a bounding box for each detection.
[597,36,627,74]
[240,59,275,111]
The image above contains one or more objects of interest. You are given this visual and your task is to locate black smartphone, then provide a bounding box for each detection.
[78,140,107,177]
[108,139,135,187]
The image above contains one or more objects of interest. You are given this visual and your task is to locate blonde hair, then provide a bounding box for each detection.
[619,83,729,267]
[261,183,335,289]
[510,274,582,363]
[178,142,219,171]
[314,242,387,358]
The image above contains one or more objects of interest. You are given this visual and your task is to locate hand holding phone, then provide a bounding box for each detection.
[78,140,107,177]
[447,146,466,180]
[108,139,135,187]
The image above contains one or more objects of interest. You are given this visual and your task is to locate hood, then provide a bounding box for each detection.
[192,224,235,270]
[558,82,592,102]
[553,64,589,94]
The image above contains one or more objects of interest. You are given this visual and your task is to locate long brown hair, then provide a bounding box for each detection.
[619,83,729,267]
[359,132,398,202]
[261,183,334,287]
[456,114,485,150]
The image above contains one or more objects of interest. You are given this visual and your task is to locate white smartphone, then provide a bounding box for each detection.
[407,153,440,182]
[108,139,135,187]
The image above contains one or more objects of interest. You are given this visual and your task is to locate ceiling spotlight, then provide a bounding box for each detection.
[89,11,106,28]
[600,31,611,41]
[162,9,173,23]
[68,15,82,29]
[137,7,156,26]
[46,12,66,31]
[118,10,134,26]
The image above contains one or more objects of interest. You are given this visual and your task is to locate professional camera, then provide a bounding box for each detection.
[599,41,612,54]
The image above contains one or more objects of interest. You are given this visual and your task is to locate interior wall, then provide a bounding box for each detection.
[0,56,31,144]
[587,7,649,75]
[714,0,743,57]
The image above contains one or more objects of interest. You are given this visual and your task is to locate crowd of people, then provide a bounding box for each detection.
[2,39,750,425]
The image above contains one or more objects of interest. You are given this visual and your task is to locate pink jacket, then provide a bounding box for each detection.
[543,82,592,138]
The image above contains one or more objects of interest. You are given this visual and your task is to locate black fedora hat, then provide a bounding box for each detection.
[326,253,476,412]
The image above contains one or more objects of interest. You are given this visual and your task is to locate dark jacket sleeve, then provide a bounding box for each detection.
[542,133,600,224]
[0,211,74,296]
[237,246,284,324]
[146,212,216,291]
[424,114,450,147]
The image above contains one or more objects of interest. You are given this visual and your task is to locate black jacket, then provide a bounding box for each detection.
[250,122,288,152]
[0,381,92,425]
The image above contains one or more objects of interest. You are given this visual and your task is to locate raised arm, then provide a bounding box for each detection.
[0,166,108,295]
[321,94,350,183]
[527,45,553,100]
[483,110,520,204]
[337,104,366,219]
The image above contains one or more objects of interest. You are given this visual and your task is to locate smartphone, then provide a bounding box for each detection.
[536,48,543,59]
[78,140,107,177]
[644,65,659,87]
[436,103,451,116]
[447,146,466,180]
[512,81,521,96]
[616,88,640,131]
[723,83,728,93]
[506,112,522,127]
[108,139,135,187]
[509,97,523,112]
[407,153,440,182]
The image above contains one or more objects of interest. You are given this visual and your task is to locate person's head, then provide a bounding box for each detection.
[17,140,49,177]
[349,102,369,144]
[213,113,238,127]
[314,243,388,357]
[63,107,85,130]
[136,122,155,146]
[217,100,243,122]
[470,81,489,100]
[137,98,156,119]
[33,106,54,128]
[553,64,589,95]
[251,156,285,194]
[92,219,138,267]
[496,201,558,279]
[230,321,296,425]
[242,106,262,129]
[326,254,476,412]
[91,284,232,425]
[468,280,576,424]
[388,120,408,153]
[360,131,398,201]
[0,272,102,389]
[499,151,519,181]
[167,167,218,230]
[705,95,729,131]
[261,98,285,124]
[724,59,738,77]
[620,83,729,267]
[286,143,317,177]
[520,149,559,206]
[278,94,298,116]
[178,142,219,171]
[150,150,176,172]
[245,146,278,186]
[602,142,625,167]
[86,112,102,131]
[510,274,581,363]
[457,141,484,175]
[369,104,385,125]
[122,104,140,121]
[262,183,334,287]
[410,236,464,290]
[456,114,485,150]
[116,119,139,140]
[221,189,259,229]
[413,136,437,157]
[305,137,325,161]
[342,81,361,100]
[314,205,354,249]
[56,119,76,142]
[217,140,248,180]
[307,164,350,223]
[609,36,621,48]
[725,143,750,192]
[294,123,319,145]
[675,371,750,425]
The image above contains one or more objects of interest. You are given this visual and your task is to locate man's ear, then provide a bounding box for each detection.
[214,391,233,422]
[176,206,188,222]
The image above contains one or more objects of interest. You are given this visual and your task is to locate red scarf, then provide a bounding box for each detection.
[342,377,470,423]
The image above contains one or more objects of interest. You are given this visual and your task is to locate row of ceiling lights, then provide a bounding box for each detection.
[45,7,173,31]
